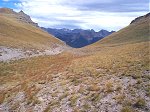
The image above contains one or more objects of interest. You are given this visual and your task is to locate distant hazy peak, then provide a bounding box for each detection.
[130,12,150,24]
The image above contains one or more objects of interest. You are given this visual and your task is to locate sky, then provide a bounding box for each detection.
[0,0,149,31]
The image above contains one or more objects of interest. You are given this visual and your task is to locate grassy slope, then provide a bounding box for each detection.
[72,13,150,75]
[92,15,149,46]
[0,15,64,50]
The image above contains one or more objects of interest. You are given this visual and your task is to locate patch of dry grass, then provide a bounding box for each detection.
[88,84,100,91]
[0,93,5,104]
[121,106,136,112]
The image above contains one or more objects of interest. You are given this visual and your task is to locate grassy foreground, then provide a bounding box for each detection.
[0,40,149,112]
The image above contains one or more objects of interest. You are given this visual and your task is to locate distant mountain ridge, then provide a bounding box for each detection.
[42,28,115,48]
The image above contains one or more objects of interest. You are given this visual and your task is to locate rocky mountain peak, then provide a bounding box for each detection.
[17,10,39,27]
[18,10,25,14]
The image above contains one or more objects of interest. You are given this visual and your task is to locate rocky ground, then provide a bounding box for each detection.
[0,70,149,112]
[0,46,64,62]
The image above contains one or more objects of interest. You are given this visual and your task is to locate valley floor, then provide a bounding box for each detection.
[0,41,150,112]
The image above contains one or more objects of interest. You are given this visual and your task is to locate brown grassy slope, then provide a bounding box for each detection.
[91,13,149,47]
[0,15,64,50]
[70,13,150,77]
[70,41,149,76]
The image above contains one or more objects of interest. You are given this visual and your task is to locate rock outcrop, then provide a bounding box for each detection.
[17,10,38,27]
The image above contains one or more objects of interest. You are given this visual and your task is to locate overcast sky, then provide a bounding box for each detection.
[0,0,149,31]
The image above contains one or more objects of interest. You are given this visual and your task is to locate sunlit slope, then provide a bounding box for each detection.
[0,15,64,50]
[75,12,150,79]
[92,13,149,46]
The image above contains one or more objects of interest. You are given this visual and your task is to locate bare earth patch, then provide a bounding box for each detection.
[0,46,64,62]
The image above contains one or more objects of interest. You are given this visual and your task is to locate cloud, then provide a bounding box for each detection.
[14,0,149,31]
